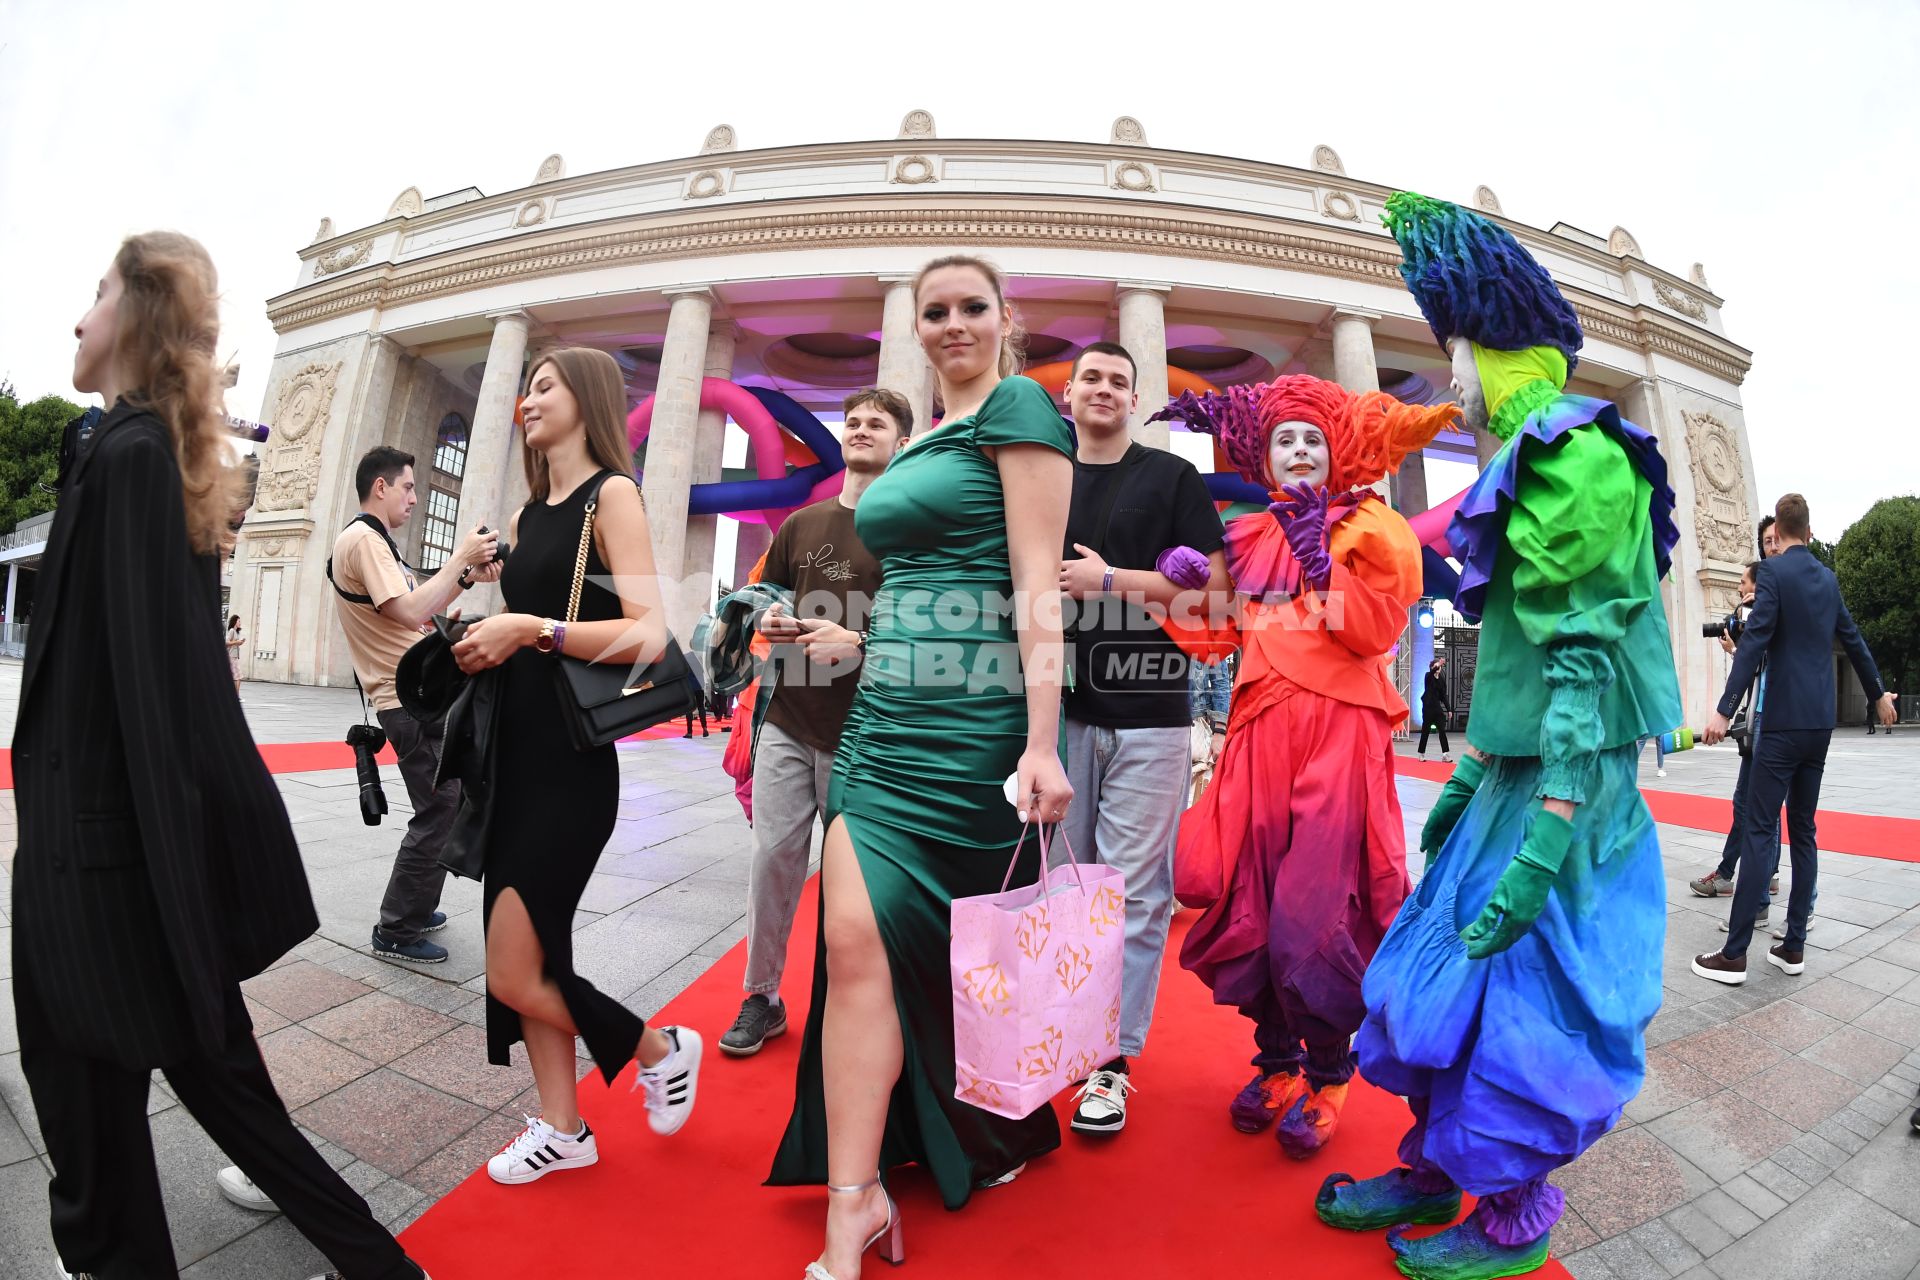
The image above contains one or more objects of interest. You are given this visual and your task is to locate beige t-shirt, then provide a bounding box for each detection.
[331,520,425,712]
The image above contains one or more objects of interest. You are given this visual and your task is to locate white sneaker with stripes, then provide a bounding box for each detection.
[633,1025,703,1135]
[486,1116,598,1185]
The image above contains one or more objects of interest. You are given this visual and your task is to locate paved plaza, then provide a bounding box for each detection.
[2,660,1919,1278]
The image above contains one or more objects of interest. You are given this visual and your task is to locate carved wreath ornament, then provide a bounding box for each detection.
[1684,410,1751,566]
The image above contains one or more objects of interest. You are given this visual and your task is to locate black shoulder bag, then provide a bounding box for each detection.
[553,473,702,748]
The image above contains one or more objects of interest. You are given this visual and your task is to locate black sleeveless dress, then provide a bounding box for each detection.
[484,471,644,1079]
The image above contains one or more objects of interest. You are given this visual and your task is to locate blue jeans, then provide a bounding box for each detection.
[1722,729,1829,959]
[1058,718,1185,1059]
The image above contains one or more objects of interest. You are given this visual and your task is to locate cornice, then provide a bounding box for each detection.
[267,198,1751,384]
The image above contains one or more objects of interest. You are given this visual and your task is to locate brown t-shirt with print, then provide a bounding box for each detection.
[758,498,883,753]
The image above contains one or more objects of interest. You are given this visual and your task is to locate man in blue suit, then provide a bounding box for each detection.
[1693,493,1898,984]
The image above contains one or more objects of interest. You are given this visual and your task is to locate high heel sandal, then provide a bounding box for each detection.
[803,1175,904,1279]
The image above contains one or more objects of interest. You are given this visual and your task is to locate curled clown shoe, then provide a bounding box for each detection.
[1385,1209,1551,1280]
[1229,1070,1308,1134]
[1316,1168,1462,1233]
[1277,1081,1350,1159]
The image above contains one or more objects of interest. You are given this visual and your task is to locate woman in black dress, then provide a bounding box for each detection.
[452,346,703,1184]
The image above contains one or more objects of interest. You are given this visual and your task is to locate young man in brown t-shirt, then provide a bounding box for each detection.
[720,389,909,1056]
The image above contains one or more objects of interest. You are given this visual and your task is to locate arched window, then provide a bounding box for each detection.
[418,412,469,571]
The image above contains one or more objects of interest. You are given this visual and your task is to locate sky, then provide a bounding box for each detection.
[3,0,1916,541]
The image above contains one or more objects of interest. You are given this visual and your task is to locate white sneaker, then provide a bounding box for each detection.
[485,1116,598,1185]
[633,1025,702,1135]
[1069,1068,1135,1135]
[216,1165,278,1212]
[1772,916,1815,938]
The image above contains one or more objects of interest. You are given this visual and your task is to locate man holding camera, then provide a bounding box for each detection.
[1693,494,1897,985]
[331,446,501,965]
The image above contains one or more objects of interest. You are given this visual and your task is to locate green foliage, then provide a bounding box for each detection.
[1835,496,1920,704]
[0,383,83,534]
[1808,537,1837,571]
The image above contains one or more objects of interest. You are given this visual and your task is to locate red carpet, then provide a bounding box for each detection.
[398,883,1569,1279]
[1393,756,1920,863]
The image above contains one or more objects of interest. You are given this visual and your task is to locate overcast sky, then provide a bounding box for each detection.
[3,0,1915,540]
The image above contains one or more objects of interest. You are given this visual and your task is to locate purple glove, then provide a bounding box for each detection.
[1156,545,1211,590]
[1268,484,1365,593]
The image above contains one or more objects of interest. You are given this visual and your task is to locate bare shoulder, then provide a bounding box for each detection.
[596,472,643,510]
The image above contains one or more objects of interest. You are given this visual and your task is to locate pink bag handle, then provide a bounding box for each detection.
[998,821,1088,910]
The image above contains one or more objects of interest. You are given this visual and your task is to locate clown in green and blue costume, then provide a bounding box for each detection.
[1314,194,1683,1279]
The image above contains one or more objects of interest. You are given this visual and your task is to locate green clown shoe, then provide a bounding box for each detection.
[1386,1210,1551,1280]
[1316,1169,1463,1232]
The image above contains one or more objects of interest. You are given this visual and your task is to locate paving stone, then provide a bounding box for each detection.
[1555,1124,1712,1238]
[0,1152,58,1275]
[1837,955,1920,996]
[389,1024,535,1110]
[1732,1055,1862,1130]
[1590,1234,1669,1280]
[293,1069,487,1179]
[241,959,375,1022]
[400,1109,526,1199]
[1745,1157,1813,1203]
[1666,1023,1786,1088]
[1552,1207,1600,1256]
[1853,1084,1912,1126]
[1867,938,1920,971]
[1624,1049,1720,1124]
[1794,1130,1853,1169]
[1559,1249,1618,1279]
[1814,1116,1873,1155]
[1692,1186,1764,1236]
[1645,1004,1719,1049]
[176,1215,329,1279]
[1794,977,1887,1022]
[1661,1201,1736,1258]
[1644,1092,1800,1183]
[256,1023,379,1110]
[1624,1217,1705,1275]
[1706,1177,1920,1279]
[1721,1171,1789,1219]
[1768,1141,1835,1188]
[1734,998,1846,1053]
[1856,998,1920,1047]
[302,991,458,1065]
[1805,1023,1909,1085]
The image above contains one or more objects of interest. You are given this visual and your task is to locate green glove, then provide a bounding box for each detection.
[1461,807,1575,960]
[1420,753,1487,862]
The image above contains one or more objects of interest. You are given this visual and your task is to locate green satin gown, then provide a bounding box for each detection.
[767,375,1072,1209]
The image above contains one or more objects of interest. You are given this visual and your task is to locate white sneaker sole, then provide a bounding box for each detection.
[1690,957,1747,985]
[1767,950,1806,975]
[217,1180,278,1213]
[1070,1111,1125,1135]
[717,1018,787,1058]
[486,1148,599,1185]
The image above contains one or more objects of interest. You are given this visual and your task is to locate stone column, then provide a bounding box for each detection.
[456,312,530,614]
[733,518,773,586]
[680,318,737,626]
[1117,283,1172,450]
[875,276,932,435]
[1329,310,1380,394]
[4,562,17,634]
[642,286,714,641]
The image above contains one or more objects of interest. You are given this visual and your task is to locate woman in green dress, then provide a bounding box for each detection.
[769,255,1076,1280]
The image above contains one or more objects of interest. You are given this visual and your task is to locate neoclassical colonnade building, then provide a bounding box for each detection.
[234,114,1758,728]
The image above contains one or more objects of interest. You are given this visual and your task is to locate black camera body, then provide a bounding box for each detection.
[476,525,512,566]
[1702,605,1750,643]
[346,722,389,825]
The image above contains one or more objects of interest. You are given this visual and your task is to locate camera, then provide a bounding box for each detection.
[345,722,389,825]
[476,525,512,565]
[1702,605,1750,642]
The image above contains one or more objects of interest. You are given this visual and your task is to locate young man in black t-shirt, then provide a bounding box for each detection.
[1055,342,1228,1136]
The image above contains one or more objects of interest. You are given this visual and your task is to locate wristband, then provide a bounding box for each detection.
[1101,567,1116,595]
[458,567,474,590]
[552,621,567,655]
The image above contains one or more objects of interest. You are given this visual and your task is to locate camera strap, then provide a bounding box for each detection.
[326,513,404,727]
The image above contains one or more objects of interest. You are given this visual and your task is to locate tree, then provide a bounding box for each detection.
[0,383,84,534]
[1835,496,1920,708]
[1808,537,1837,572]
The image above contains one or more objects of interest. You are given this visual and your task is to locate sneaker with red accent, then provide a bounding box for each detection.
[1277,1082,1350,1159]
[1070,1068,1136,1136]
[1229,1070,1308,1134]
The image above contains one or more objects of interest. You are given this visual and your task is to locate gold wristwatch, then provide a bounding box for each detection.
[534,618,559,653]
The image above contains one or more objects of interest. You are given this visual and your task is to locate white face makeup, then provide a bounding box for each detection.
[1267,420,1331,489]
[1447,337,1489,434]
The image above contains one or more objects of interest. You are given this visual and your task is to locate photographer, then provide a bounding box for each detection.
[1693,494,1897,986]
[330,445,501,965]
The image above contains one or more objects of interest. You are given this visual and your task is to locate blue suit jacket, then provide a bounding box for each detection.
[1717,544,1884,729]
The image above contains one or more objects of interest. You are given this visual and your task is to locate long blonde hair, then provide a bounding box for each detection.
[114,232,241,553]
[911,254,1027,379]
[521,347,637,502]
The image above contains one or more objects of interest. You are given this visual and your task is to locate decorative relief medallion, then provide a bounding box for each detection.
[315,239,372,277]
[897,110,935,139]
[516,199,548,227]
[1110,115,1146,145]
[1684,410,1752,565]
[1652,280,1707,319]
[1111,161,1155,192]
[388,186,424,218]
[1311,145,1346,175]
[1322,191,1361,222]
[891,155,937,185]
[254,362,341,513]
[1608,226,1643,258]
[535,153,565,184]
[686,169,726,199]
[701,124,736,154]
[1473,185,1503,214]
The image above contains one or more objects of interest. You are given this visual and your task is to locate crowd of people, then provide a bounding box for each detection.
[11,195,1899,1280]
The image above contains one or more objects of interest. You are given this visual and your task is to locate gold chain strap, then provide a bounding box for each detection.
[564,494,596,625]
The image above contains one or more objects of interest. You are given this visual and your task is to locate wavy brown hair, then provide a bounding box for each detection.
[521,347,636,503]
[115,232,241,553]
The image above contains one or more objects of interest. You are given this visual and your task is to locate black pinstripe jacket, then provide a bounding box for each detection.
[11,403,318,1069]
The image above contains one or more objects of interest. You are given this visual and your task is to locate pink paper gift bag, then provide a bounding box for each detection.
[950,825,1126,1120]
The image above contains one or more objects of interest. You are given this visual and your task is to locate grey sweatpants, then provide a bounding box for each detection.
[1058,718,1186,1060]
[742,721,835,995]
[374,707,455,944]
